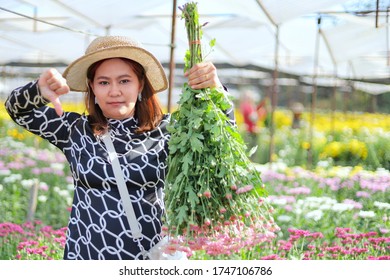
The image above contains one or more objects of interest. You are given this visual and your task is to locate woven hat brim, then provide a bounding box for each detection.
[63,46,168,93]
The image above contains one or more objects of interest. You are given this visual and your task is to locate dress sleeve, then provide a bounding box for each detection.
[222,86,236,127]
[5,80,81,151]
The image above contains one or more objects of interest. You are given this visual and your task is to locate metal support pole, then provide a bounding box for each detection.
[167,0,178,113]
[308,16,321,169]
[27,180,38,222]
[269,25,279,164]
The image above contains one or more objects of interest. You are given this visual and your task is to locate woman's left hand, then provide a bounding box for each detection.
[184,62,223,90]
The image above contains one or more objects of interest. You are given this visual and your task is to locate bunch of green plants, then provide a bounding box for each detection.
[164,2,272,239]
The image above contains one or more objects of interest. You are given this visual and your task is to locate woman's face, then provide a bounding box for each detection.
[91,58,143,120]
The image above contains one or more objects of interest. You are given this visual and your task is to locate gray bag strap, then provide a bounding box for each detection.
[101,132,143,239]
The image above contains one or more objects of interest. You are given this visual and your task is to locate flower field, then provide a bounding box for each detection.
[0,101,389,260]
[239,109,390,170]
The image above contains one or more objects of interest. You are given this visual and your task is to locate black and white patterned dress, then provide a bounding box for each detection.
[6,81,171,260]
[6,80,235,260]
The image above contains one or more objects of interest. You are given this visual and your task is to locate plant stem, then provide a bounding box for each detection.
[180,2,203,69]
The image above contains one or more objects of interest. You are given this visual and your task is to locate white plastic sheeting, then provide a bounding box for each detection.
[0,0,388,89]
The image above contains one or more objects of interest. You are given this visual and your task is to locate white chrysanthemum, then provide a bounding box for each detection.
[358,210,376,218]
[373,201,390,210]
[50,163,64,170]
[277,215,292,222]
[0,169,11,176]
[20,179,36,189]
[331,203,355,212]
[305,210,323,221]
[271,198,288,206]
[3,173,22,183]
[38,195,48,202]
[317,160,330,168]
[58,189,70,198]
[297,196,336,210]
[329,166,353,178]
[319,203,333,210]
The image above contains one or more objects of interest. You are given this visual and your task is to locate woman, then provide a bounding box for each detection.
[5,36,233,260]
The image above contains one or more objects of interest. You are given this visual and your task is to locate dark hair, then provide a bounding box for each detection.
[85,58,164,135]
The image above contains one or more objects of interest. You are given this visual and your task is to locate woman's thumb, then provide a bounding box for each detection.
[52,96,63,116]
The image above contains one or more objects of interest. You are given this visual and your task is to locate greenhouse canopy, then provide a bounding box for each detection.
[0,0,389,97]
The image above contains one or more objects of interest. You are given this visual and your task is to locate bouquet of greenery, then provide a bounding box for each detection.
[164,2,278,256]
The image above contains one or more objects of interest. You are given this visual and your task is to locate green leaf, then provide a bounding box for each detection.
[182,153,193,175]
[209,38,216,48]
[190,133,203,152]
[248,145,258,157]
[187,188,199,208]
[176,205,189,225]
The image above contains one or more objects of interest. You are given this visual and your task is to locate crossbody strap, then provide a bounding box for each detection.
[101,132,143,239]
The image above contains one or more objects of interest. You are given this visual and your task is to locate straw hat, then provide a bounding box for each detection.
[63,36,168,93]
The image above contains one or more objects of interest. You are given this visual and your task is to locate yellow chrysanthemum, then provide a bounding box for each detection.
[347,139,368,160]
[302,141,311,150]
[322,141,344,158]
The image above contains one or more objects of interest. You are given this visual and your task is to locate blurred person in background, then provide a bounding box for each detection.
[291,102,304,129]
[239,89,267,161]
